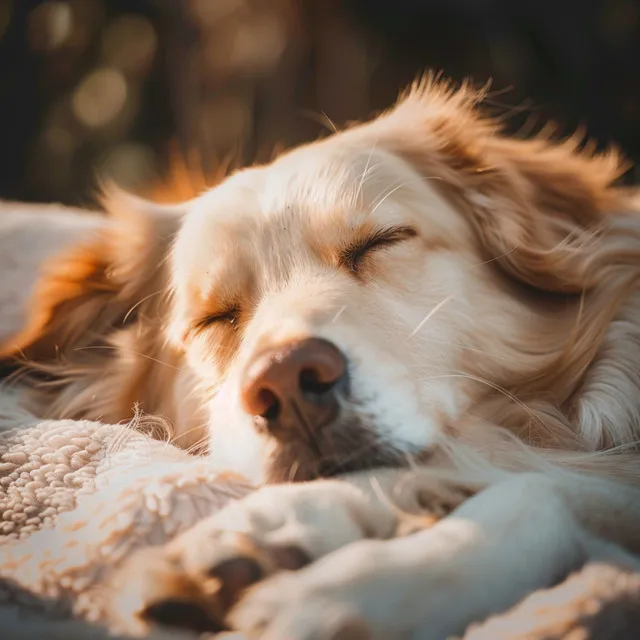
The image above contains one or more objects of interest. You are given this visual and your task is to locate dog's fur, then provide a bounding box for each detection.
[3,77,640,638]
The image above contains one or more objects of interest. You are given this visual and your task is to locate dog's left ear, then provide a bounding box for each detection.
[377,79,631,294]
[0,188,186,362]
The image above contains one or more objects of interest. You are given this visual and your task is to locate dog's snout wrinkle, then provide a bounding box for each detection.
[241,338,347,440]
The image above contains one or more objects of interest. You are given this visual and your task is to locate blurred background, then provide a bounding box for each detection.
[0,0,638,206]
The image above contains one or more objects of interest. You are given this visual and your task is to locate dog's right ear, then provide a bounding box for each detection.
[0,189,187,363]
[373,77,629,295]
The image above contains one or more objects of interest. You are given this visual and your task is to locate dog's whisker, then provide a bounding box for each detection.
[122,289,164,324]
[408,295,454,338]
[73,345,184,371]
[357,139,379,199]
[418,371,544,429]
[370,182,410,216]
[331,305,347,323]
[405,339,536,366]
[470,245,519,269]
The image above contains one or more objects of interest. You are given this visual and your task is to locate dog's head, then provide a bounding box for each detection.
[167,79,632,482]
[5,78,635,482]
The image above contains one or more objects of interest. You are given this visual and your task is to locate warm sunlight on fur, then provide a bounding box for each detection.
[4,76,640,640]
[3,77,640,484]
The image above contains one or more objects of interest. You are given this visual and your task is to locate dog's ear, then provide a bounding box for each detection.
[377,78,631,294]
[0,189,186,362]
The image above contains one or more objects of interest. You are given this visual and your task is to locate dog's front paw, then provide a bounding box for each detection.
[104,479,398,634]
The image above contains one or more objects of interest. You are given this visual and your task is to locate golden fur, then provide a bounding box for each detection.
[4,77,640,479]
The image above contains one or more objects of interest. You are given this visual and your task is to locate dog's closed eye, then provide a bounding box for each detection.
[340,226,417,274]
[192,307,240,333]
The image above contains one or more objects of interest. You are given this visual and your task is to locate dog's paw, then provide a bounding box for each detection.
[104,471,473,636]
[104,479,398,634]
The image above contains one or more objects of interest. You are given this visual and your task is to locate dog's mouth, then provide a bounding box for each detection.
[264,416,413,483]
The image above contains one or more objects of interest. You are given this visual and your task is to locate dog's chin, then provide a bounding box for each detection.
[264,417,415,483]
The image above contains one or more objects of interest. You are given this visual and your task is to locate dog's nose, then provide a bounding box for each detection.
[241,338,347,437]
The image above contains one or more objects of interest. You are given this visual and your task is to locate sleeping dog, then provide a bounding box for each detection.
[3,77,640,639]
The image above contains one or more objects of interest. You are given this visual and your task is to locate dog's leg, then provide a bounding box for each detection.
[231,472,640,640]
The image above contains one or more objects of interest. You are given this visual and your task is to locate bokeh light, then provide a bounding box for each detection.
[0,0,637,204]
[28,1,73,51]
[72,67,128,130]
[102,14,157,77]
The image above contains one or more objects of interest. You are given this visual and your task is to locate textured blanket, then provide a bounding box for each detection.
[0,388,253,639]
